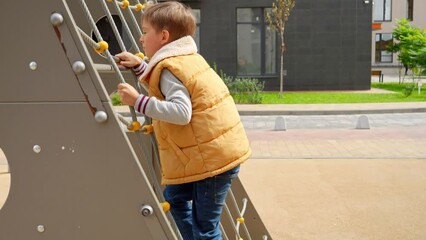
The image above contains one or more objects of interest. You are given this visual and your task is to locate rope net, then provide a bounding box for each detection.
[72,1,263,239]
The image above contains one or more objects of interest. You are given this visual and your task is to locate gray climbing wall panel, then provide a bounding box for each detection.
[0,0,272,239]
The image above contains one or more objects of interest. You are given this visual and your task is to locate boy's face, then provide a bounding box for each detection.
[140,21,167,59]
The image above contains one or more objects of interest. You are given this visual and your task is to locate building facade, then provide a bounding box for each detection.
[178,0,373,91]
[372,0,426,75]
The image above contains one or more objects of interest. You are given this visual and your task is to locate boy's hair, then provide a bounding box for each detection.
[143,1,196,41]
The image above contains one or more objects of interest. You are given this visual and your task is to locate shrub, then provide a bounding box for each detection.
[213,63,264,104]
[110,91,123,106]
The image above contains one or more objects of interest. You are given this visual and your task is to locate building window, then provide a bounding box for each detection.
[373,0,392,22]
[407,0,413,21]
[237,8,276,76]
[375,33,393,63]
[191,9,201,49]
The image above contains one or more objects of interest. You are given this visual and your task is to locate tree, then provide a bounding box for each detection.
[266,0,295,96]
[387,19,426,83]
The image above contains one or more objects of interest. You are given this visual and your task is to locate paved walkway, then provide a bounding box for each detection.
[1,101,426,240]
[239,158,426,240]
[247,127,426,159]
[239,118,426,239]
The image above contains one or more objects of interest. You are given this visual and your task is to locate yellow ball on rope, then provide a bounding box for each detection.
[95,41,109,53]
[135,52,145,60]
[127,121,141,131]
[135,3,143,11]
[141,124,153,134]
[120,0,129,9]
[161,201,171,212]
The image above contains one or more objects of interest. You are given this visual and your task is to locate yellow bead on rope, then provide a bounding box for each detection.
[95,41,109,53]
[141,124,153,134]
[135,52,145,59]
[120,0,129,9]
[161,201,170,212]
[127,121,141,131]
[135,3,143,11]
[236,217,245,224]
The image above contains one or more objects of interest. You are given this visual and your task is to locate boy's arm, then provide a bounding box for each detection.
[132,61,147,79]
[135,69,192,125]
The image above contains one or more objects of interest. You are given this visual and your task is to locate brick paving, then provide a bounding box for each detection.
[1,102,426,240]
[246,127,426,159]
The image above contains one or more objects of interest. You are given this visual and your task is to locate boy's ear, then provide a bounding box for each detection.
[160,29,170,44]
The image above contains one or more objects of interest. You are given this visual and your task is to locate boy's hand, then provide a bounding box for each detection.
[115,52,142,68]
[117,83,139,106]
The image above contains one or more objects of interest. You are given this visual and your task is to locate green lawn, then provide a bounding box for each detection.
[251,82,426,104]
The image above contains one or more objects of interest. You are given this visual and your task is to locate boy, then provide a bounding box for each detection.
[116,2,251,239]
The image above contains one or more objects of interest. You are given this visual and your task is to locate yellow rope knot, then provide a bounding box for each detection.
[127,121,141,131]
[135,52,145,59]
[141,124,153,134]
[120,0,129,9]
[135,3,143,11]
[95,41,109,53]
[236,217,245,223]
[161,201,170,212]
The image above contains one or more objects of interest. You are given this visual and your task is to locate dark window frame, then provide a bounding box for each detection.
[375,33,393,63]
[373,0,393,22]
[236,7,277,77]
[407,0,413,21]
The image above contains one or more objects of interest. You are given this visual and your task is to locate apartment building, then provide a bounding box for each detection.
[179,0,372,91]
[372,0,426,75]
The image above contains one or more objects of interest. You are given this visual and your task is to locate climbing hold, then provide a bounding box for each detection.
[37,225,45,233]
[72,61,86,74]
[33,145,42,154]
[135,52,145,59]
[120,0,129,9]
[50,13,64,26]
[94,111,108,123]
[161,201,170,212]
[95,41,109,53]
[128,121,141,131]
[29,61,38,71]
[135,3,143,11]
[237,217,245,223]
[140,204,154,217]
[141,124,153,134]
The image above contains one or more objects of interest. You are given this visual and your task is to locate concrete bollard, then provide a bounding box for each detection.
[356,115,370,129]
[274,116,287,131]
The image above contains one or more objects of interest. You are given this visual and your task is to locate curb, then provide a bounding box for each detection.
[237,107,426,116]
[114,103,426,116]
[236,102,426,116]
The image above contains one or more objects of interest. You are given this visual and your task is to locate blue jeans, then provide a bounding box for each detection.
[163,165,240,240]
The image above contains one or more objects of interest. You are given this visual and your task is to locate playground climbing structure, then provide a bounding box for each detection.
[0,1,272,239]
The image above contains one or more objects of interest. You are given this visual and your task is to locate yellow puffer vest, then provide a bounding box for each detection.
[143,53,251,185]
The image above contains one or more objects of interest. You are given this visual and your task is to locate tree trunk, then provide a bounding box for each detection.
[279,32,284,96]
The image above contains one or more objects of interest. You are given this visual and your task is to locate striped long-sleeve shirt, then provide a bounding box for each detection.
[133,62,192,125]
